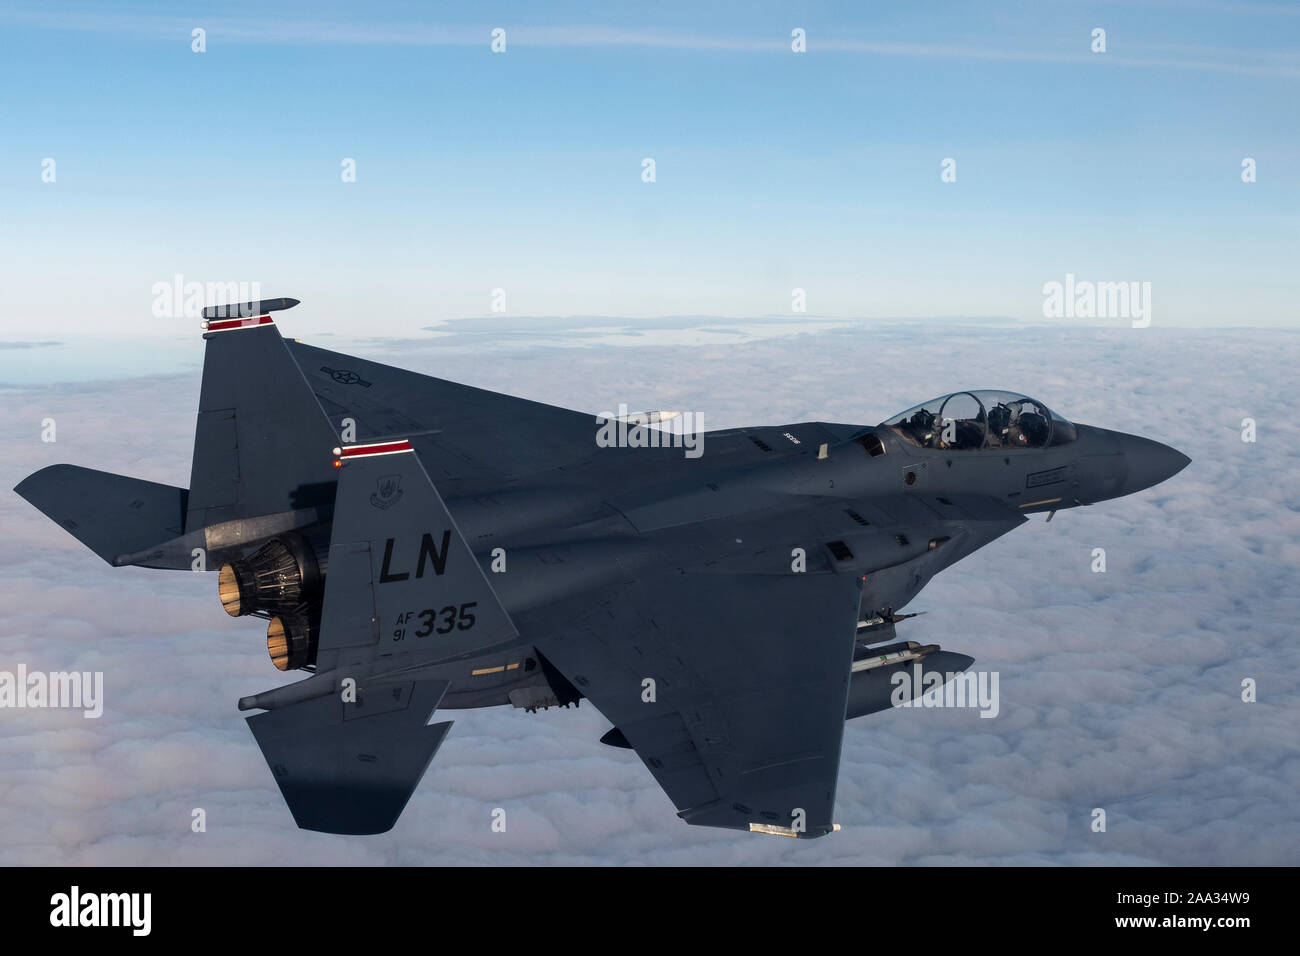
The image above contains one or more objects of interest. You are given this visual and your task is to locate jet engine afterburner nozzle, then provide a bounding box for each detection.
[266,607,319,671]
[217,533,322,618]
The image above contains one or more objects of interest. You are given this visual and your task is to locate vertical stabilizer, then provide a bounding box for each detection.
[186,314,340,532]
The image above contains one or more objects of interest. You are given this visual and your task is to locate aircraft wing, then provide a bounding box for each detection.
[286,341,839,488]
[288,341,605,485]
[535,568,863,837]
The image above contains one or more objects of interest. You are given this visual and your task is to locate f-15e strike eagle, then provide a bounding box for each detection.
[14,298,1190,838]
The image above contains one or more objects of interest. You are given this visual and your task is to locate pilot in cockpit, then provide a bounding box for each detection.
[989,400,1050,448]
[935,413,985,450]
[987,402,1012,442]
[884,391,1075,452]
[902,407,938,447]
[1008,408,1049,446]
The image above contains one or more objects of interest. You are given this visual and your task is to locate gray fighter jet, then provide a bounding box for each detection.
[14,300,1190,838]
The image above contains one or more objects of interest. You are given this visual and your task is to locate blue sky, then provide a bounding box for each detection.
[1,0,1297,341]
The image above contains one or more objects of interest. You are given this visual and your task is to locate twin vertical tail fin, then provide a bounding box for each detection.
[16,299,522,833]
[14,303,342,569]
[313,439,520,670]
[240,438,519,834]
[185,310,341,533]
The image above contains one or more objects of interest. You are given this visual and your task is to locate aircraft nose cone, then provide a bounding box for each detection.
[1117,434,1191,496]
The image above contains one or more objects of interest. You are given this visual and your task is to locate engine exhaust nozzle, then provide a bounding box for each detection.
[216,534,321,618]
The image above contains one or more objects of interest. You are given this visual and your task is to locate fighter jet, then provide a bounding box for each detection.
[13,299,1190,838]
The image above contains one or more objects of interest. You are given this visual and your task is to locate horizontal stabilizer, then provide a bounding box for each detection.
[246,677,452,834]
[14,465,187,566]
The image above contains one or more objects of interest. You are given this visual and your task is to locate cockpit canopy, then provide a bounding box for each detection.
[882,390,1078,450]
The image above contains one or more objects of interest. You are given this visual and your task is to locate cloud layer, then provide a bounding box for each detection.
[1,318,1296,865]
